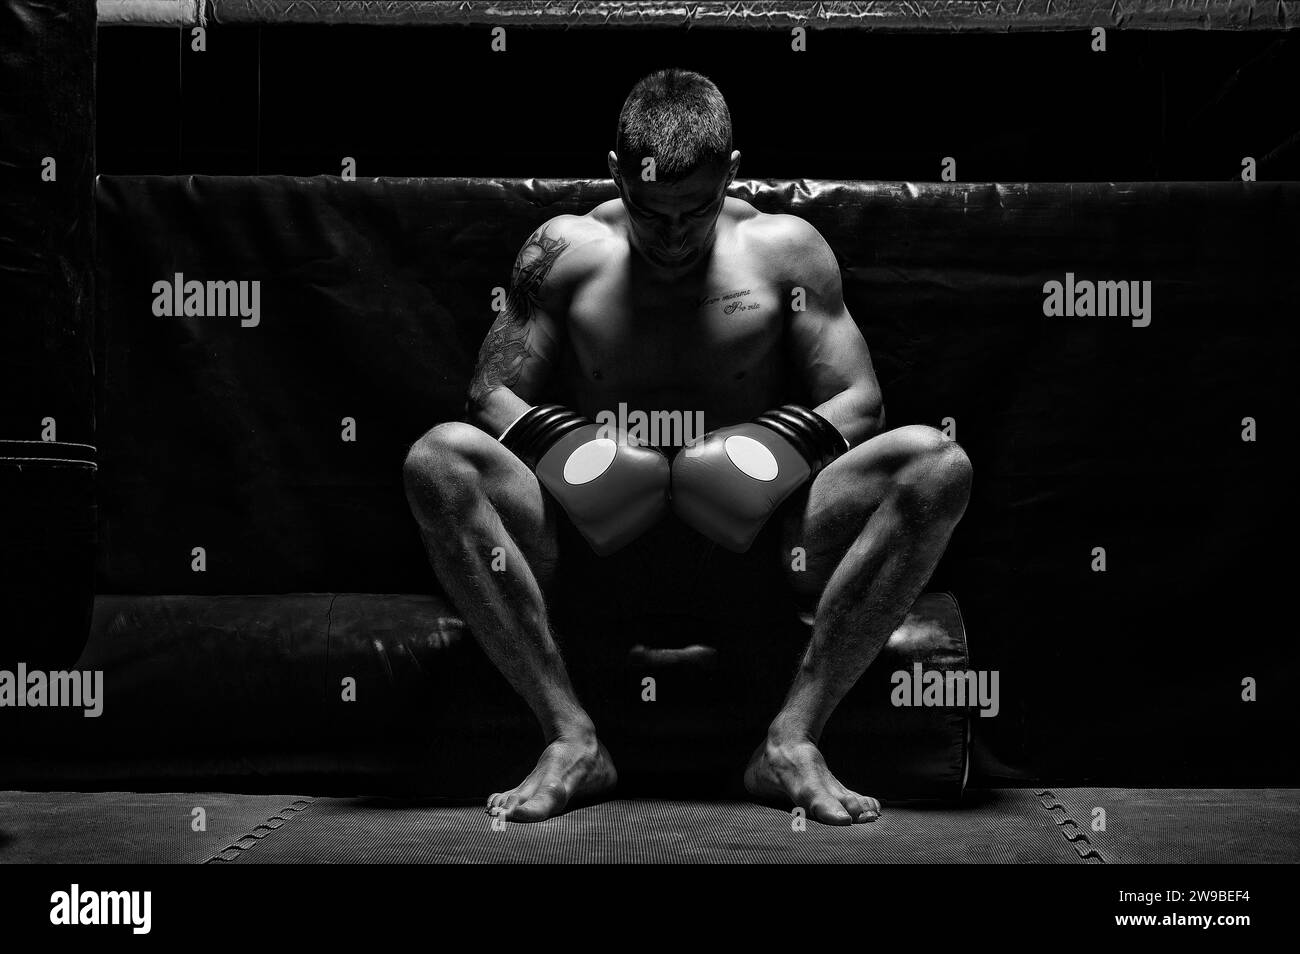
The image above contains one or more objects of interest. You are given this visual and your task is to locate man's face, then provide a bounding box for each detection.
[611,153,737,273]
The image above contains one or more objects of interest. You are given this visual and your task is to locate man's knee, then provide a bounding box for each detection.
[889,425,973,518]
[403,421,494,514]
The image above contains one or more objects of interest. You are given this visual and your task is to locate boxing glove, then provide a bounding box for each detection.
[500,404,670,556]
[670,404,848,553]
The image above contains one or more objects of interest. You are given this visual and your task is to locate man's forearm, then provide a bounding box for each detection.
[810,387,885,450]
[465,387,532,439]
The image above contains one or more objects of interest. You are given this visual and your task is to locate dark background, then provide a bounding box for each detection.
[93,26,1299,787]
[98,26,1300,181]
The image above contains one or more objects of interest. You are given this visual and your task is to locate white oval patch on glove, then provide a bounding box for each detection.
[724,435,779,481]
[563,438,618,484]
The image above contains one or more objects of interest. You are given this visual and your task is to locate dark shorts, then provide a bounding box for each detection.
[549,495,813,734]
[552,502,801,633]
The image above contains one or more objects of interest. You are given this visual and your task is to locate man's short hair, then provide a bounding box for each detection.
[615,69,733,183]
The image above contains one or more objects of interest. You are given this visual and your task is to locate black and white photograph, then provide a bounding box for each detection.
[1,0,1297,927]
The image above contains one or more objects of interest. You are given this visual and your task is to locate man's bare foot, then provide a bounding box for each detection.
[744,735,881,826]
[486,734,617,822]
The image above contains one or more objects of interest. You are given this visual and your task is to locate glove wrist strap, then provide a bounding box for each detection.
[753,404,849,474]
[499,404,590,470]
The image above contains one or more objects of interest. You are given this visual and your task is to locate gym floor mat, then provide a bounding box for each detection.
[217,790,1072,864]
[0,792,311,864]
[2,790,1296,863]
[1033,789,1300,864]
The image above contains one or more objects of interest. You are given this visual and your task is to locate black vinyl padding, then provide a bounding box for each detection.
[7,592,969,800]
[190,0,1297,31]
[0,0,95,443]
[0,1,98,671]
[92,174,1300,784]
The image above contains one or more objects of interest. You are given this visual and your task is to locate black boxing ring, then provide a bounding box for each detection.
[2,0,1298,872]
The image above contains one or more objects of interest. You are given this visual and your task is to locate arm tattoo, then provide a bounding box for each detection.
[468,227,569,406]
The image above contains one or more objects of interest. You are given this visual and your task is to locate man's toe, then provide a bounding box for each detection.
[840,790,881,822]
[509,782,569,822]
[810,796,854,826]
[840,793,869,821]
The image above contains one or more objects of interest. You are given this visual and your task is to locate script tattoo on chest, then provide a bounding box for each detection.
[698,288,760,314]
[468,226,569,405]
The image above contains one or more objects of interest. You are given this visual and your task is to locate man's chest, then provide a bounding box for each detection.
[564,268,786,387]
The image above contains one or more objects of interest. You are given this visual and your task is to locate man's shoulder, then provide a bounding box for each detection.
[521,211,617,253]
[514,210,621,295]
[733,206,840,292]
[532,207,622,261]
[737,208,831,261]
[533,207,619,241]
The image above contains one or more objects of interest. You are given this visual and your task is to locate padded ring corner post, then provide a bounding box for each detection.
[1,0,97,671]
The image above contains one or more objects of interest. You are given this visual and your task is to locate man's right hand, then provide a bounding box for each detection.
[670,404,848,553]
[500,404,670,556]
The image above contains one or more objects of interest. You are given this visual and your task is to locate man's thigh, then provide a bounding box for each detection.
[775,427,935,605]
[416,420,562,593]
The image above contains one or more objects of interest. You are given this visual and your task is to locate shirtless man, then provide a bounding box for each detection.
[403,69,972,825]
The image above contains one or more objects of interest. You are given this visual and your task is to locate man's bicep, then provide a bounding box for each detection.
[791,303,878,399]
[466,301,561,408]
[787,225,879,404]
[466,221,570,421]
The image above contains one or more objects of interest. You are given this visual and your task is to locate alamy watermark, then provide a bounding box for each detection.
[152,272,260,327]
[1042,272,1151,327]
[594,402,705,450]
[50,885,150,934]
[0,664,103,717]
[891,663,999,718]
